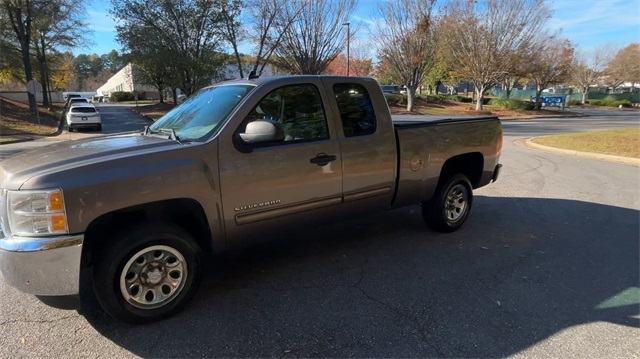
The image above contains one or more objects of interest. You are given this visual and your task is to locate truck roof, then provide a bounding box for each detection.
[209,75,378,89]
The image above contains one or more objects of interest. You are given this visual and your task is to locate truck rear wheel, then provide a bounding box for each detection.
[422,174,473,233]
[92,222,201,324]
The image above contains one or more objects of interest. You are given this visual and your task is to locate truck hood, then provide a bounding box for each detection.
[0,133,178,190]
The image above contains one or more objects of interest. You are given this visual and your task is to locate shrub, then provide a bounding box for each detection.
[444,94,472,103]
[110,91,135,102]
[567,100,583,106]
[134,90,147,100]
[109,91,147,102]
[385,94,405,106]
[423,94,448,104]
[612,99,632,108]
[488,98,535,110]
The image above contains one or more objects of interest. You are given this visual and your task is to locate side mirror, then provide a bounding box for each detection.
[239,119,284,144]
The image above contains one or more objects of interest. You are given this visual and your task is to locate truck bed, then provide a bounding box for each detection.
[392,115,499,128]
[391,115,502,208]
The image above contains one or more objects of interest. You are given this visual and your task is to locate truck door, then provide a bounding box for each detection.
[218,81,343,242]
[323,79,397,210]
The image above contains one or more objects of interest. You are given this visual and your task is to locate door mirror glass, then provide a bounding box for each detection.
[239,119,285,144]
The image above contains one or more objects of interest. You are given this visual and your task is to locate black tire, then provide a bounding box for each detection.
[422,174,473,233]
[96,124,102,131]
[68,126,74,132]
[93,222,202,324]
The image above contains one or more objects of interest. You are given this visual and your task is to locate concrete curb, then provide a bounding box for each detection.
[500,113,586,121]
[0,136,35,145]
[522,138,640,167]
[128,108,156,123]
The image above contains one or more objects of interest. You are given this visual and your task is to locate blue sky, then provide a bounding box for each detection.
[81,0,640,57]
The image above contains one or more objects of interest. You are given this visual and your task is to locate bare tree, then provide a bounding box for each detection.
[527,38,573,109]
[604,43,640,92]
[220,0,244,78]
[373,0,437,111]
[245,0,304,76]
[441,0,552,111]
[273,0,356,75]
[570,46,611,104]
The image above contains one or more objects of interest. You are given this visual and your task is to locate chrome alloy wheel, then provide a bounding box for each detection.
[444,184,468,223]
[119,245,188,309]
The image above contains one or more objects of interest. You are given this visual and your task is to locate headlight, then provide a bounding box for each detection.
[7,189,68,236]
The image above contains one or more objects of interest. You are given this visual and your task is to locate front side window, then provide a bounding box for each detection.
[333,83,377,137]
[151,84,254,142]
[245,84,329,143]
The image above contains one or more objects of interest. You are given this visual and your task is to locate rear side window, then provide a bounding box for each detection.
[333,83,376,137]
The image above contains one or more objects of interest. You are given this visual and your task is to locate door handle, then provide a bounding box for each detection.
[310,153,337,166]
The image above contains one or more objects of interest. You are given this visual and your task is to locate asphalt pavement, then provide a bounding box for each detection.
[0,107,638,358]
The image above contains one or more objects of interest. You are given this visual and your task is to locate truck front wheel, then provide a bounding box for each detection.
[422,174,473,233]
[92,222,202,324]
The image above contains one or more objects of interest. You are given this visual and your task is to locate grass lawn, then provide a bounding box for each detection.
[388,101,580,118]
[0,97,61,137]
[130,102,176,121]
[531,128,640,158]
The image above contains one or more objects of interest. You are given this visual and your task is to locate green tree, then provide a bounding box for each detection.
[2,0,37,112]
[74,53,105,90]
[111,0,229,95]
[31,0,91,105]
[101,50,128,73]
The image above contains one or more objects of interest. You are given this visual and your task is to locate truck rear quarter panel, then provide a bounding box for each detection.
[393,117,502,208]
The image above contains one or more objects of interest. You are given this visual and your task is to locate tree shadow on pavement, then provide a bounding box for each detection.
[81,196,639,357]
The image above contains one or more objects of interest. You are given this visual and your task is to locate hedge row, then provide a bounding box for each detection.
[487,98,535,110]
[588,98,633,108]
[385,93,473,106]
[110,91,147,102]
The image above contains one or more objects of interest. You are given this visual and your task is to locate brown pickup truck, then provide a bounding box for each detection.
[0,76,502,323]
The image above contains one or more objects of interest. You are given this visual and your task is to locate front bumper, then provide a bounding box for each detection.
[0,234,83,296]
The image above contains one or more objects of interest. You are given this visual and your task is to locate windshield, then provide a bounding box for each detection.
[150,84,254,142]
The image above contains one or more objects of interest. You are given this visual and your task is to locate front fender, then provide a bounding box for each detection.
[21,144,222,244]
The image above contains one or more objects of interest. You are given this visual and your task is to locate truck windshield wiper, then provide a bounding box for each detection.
[143,126,183,144]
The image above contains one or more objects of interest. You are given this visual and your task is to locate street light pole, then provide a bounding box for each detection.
[342,22,350,76]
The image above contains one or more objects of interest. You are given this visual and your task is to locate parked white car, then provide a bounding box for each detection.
[67,103,102,132]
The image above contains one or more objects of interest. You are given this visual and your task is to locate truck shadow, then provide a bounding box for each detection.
[81,196,639,357]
